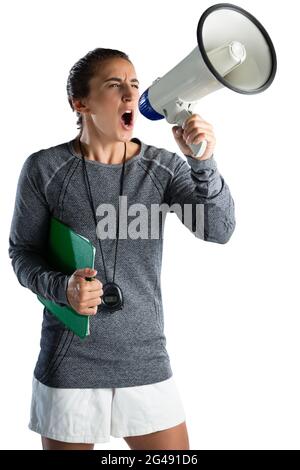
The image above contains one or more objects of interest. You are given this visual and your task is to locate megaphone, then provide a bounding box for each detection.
[139,3,277,158]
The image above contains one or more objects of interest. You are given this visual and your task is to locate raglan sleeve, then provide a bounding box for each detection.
[8,153,71,306]
[164,153,236,244]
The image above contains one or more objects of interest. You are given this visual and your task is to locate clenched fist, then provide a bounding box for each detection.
[66,267,103,315]
[172,113,216,161]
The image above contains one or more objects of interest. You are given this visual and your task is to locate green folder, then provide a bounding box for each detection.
[37,216,96,339]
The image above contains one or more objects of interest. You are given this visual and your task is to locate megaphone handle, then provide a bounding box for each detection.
[188,140,207,159]
[176,109,207,158]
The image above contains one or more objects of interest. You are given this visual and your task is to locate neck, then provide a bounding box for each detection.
[75,129,128,165]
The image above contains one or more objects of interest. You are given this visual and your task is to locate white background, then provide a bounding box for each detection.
[1,0,299,450]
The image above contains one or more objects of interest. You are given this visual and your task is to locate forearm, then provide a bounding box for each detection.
[186,155,235,243]
[9,246,70,306]
[166,153,236,243]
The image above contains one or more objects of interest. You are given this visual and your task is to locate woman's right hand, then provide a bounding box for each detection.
[66,268,103,315]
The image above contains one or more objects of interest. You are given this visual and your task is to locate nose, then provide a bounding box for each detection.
[122,92,133,103]
[122,83,136,102]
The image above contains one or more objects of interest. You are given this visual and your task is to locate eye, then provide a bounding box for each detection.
[109,84,139,89]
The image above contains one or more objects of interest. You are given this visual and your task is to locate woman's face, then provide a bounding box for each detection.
[80,57,140,142]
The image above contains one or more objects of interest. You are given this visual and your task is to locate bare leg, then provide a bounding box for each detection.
[123,421,189,450]
[41,436,94,450]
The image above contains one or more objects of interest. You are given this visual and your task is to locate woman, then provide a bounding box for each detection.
[8,48,235,450]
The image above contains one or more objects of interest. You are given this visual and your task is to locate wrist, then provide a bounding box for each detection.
[184,153,214,161]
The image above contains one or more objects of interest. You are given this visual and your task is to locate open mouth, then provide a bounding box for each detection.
[120,111,134,129]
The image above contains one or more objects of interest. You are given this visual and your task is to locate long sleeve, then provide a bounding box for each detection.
[8,153,70,306]
[164,153,236,244]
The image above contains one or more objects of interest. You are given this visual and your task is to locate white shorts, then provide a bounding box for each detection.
[28,375,186,444]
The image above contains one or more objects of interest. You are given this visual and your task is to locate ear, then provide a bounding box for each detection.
[72,98,90,115]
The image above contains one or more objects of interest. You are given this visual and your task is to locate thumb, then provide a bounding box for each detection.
[74,267,97,278]
[172,126,183,138]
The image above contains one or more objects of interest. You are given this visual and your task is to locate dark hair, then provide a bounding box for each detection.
[66,48,132,132]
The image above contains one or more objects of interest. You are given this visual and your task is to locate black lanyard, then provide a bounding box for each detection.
[78,138,126,313]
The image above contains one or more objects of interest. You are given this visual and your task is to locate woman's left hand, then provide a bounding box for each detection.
[172,113,216,161]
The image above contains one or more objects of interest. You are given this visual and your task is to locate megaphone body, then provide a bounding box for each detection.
[139,3,277,158]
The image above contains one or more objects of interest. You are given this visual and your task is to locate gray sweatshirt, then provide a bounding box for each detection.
[8,137,235,388]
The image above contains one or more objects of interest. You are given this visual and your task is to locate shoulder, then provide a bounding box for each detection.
[20,141,73,178]
[138,139,186,178]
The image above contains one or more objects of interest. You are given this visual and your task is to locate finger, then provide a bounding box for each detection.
[75,281,101,295]
[80,306,98,316]
[75,268,97,279]
[184,121,213,137]
[86,290,104,300]
[173,126,183,137]
[86,296,102,307]
[183,114,204,128]
[84,278,103,288]
[86,290,103,300]
[80,297,102,313]
[193,133,216,146]
[80,289,103,303]
[190,134,209,145]
[185,129,214,144]
[183,113,209,126]
[76,275,98,287]
[185,128,214,139]
[84,282,103,293]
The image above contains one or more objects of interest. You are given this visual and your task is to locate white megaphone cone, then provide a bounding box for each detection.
[139,3,277,158]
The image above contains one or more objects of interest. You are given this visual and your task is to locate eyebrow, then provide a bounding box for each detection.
[103,77,139,84]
